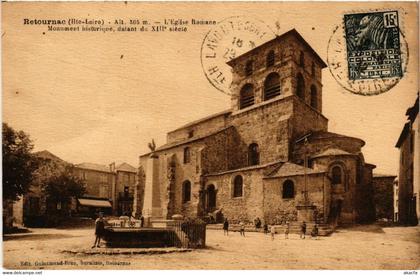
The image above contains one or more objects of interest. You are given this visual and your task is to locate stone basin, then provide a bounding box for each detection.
[103,227,176,248]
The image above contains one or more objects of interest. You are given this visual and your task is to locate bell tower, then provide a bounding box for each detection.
[227,29,327,115]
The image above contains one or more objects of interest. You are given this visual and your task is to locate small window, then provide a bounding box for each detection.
[331,166,342,185]
[239,84,255,109]
[248,143,260,166]
[188,130,194,138]
[299,51,304,67]
[233,175,243,197]
[183,147,191,164]
[264,72,281,100]
[310,85,318,109]
[311,62,316,76]
[183,180,191,202]
[282,180,294,199]
[266,50,275,67]
[245,60,253,76]
[296,73,305,100]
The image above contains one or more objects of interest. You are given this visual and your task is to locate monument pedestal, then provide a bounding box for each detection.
[142,154,163,227]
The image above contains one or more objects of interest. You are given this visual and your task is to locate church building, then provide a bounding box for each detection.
[137,29,376,225]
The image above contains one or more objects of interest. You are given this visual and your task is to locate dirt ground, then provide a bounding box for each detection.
[2,224,420,270]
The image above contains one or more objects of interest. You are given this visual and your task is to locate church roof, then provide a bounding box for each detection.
[75,162,111,173]
[227,29,327,68]
[168,109,232,133]
[142,125,234,156]
[312,148,354,158]
[116,162,137,173]
[263,162,325,179]
[205,160,284,177]
[307,131,365,146]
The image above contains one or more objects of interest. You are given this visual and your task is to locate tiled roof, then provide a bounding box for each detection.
[312,148,354,158]
[142,126,234,156]
[227,29,327,68]
[264,162,324,178]
[304,131,365,146]
[116,162,137,173]
[168,109,232,133]
[75,162,111,173]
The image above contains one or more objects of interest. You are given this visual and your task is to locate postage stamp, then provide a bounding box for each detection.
[344,11,402,80]
[200,16,275,95]
[327,9,408,96]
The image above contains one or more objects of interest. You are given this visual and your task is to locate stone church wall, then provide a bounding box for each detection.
[263,173,326,224]
[205,169,265,223]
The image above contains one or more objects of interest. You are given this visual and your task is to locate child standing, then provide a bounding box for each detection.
[270,224,276,240]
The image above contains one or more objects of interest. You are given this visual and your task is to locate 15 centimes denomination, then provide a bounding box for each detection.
[327,10,409,96]
[201,16,275,95]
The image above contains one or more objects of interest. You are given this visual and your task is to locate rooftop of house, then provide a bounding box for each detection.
[115,162,137,173]
[33,150,67,163]
[75,162,111,173]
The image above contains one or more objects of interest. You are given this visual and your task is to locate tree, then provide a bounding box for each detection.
[42,166,86,211]
[2,123,38,201]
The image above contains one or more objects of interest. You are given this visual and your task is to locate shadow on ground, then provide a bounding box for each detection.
[336,224,385,234]
[3,233,79,241]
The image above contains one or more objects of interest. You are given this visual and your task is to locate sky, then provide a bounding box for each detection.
[3,2,419,174]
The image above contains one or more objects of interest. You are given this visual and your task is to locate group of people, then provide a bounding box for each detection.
[223,218,319,240]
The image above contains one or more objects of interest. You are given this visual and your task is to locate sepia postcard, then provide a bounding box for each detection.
[2,1,419,271]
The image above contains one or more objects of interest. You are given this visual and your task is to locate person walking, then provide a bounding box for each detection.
[284,221,290,239]
[223,218,229,236]
[239,221,245,237]
[270,224,276,240]
[92,212,105,248]
[300,221,307,239]
[263,222,268,234]
[311,224,319,239]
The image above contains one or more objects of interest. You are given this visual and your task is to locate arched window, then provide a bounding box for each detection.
[266,50,275,67]
[182,180,191,203]
[310,85,318,109]
[282,180,295,198]
[239,84,255,109]
[264,72,281,100]
[299,51,304,67]
[233,175,243,197]
[183,147,190,164]
[207,184,216,209]
[248,143,260,166]
[331,166,342,185]
[245,60,253,76]
[296,73,305,100]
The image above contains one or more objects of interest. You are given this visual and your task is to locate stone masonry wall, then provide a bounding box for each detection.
[228,97,294,165]
[263,173,326,224]
[205,169,265,223]
[166,112,229,144]
[372,176,396,221]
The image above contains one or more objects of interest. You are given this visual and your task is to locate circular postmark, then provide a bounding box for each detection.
[200,16,275,95]
[327,10,409,96]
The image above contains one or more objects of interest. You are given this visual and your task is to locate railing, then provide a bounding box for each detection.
[169,220,206,248]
